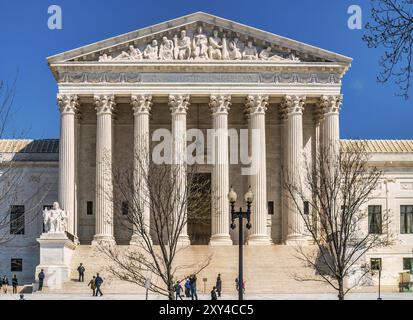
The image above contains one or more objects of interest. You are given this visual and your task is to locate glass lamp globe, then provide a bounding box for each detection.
[244,186,254,203]
[228,186,237,203]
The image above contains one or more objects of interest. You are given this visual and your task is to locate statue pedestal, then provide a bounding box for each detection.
[35,233,76,290]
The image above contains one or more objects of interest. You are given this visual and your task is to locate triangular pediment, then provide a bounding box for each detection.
[48,12,352,65]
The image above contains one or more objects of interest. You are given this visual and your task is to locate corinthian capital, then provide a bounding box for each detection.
[318,95,342,115]
[209,95,231,115]
[280,95,306,115]
[57,94,79,114]
[169,94,190,115]
[94,94,116,115]
[131,94,152,115]
[245,95,269,115]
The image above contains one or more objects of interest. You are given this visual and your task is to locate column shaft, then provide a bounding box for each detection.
[245,95,272,245]
[130,95,152,244]
[209,95,232,245]
[57,95,78,236]
[169,95,190,245]
[93,95,115,244]
[281,95,306,245]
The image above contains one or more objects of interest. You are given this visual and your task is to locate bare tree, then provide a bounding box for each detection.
[363,0,413,99]
[284,141,392,300]
[98,151,212,300]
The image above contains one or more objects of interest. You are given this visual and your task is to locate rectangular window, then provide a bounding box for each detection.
[403,258,413,271]
[86,201,93,215]
[400,205,413,234]
[304,201,310,215]
[11,258,22,272]
[268,201,274,215]
[122,201,129,216]
[10,205,25,235]
[368,205,382,234]
[370,258,382,271]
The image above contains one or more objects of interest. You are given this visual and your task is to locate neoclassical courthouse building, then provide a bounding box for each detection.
[1,12,413,292]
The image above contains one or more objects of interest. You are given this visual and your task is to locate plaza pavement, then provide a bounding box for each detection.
[0,292,412,300]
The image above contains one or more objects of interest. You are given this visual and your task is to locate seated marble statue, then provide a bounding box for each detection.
[129,45,143,61]
[228,40,242,60]
[143,39,159,60]
[43,202,68,234]
[242,41,258,60]
[208,30,222,60]
[259,47,285,61]
[192,26,209,60]
[174,30,191,60]
[159,36,174,60]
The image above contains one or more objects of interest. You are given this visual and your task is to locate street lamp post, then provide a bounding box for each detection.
[228,186,253,301]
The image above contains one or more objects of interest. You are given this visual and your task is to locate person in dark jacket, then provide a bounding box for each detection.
[2,275,9,293]
[174,281,183,300]
[211,286,218,300]
[77,263,85,282]
[94,273,104,296]
[12,275,18,294]
[190,275,198,300]
[38,269,45,291]
[88,276,96,296]
[216,274,222,297]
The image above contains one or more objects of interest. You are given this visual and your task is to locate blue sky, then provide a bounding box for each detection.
[0,0,411,139]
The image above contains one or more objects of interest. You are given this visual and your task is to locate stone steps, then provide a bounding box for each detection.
[46,245,336,294]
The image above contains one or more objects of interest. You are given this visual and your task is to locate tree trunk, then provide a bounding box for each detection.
[338,279,345,300]
[168,280,174,301]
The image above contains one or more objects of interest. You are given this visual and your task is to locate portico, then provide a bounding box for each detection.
[49,12,351,246]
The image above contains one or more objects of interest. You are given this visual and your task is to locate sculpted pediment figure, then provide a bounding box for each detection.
[192,26,209,60]
[159,36,174,60]
[95,24,311,63]
[174,30,192,60]
[208,29,222,60]
[242,41,258,60]
[143,40,159,60]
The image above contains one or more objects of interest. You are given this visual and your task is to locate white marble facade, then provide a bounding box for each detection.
[0,12,412,287]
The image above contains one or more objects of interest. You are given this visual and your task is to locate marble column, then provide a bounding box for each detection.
[130,94,152,245]
[319,95,342,160]
[245,95,272,245]
[93,94,116,244]
[209,95,233,246]
[169,94,191,245]
[57,94,78,237]
[281,95,306,245]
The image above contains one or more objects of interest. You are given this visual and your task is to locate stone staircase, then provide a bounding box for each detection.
[43,245,339,295]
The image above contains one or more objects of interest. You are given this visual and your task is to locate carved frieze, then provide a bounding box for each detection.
[58,71,341,84]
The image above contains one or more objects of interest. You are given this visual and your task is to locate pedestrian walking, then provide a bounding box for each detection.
[235,277,239,292]
[190,274,198,300]
[211,286,218,300]
[38,269,45,291]
[184,278,191,298]
[77,263,85,282]
[2,275,8,294]
[12,275,18,294]
[95,273,104,296]
[216,274,222,297]
[88,276,96,296]
[174,281,183,300]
